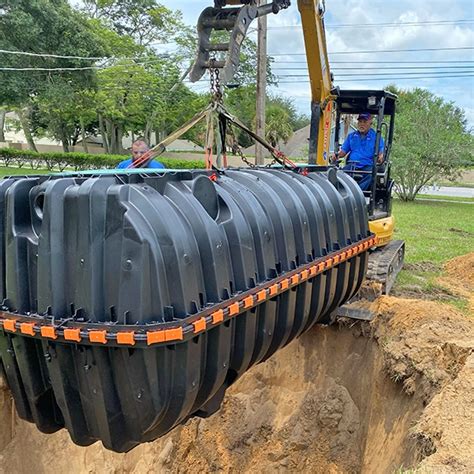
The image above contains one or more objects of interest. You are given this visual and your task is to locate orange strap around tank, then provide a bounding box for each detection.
[0,235,377,347]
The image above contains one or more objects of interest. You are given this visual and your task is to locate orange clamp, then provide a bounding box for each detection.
[164,327,183,342]
[211,309,224,324]
[193,318,206,333]
[280,279,289,290]
[20,322,36,336]
[228,302,240,317]
[64,328,81,342]
[3,319,17,333]
[268,284,278,297]
[301,269,309,280]
[41,326,57,340]
[243,296,254,309]
[256,289,267,303]
[309,265,318,277]
[89,330,107,345]
[117,331,136,346]
[147,330,166,345]
[290,274,299,285]
[268,284,278,296]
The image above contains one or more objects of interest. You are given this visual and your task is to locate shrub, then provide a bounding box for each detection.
[0,148,205,171]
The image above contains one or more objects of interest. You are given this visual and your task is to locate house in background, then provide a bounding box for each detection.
[242,116,358,160]
[1,113,203,155]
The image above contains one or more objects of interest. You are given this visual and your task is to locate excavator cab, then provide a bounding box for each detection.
[333,89,397,222]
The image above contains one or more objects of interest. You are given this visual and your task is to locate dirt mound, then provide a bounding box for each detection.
[444,252,474,287]
[438,252,474,314]
[0,275,473,473]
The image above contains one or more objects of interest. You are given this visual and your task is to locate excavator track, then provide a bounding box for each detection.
[367,239,405,295]
[336,240,405,321]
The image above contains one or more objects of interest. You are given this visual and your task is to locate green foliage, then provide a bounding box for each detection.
[224,86,308,148]
[392,199,474,313]
[0,0,107,107]
[82,0,185,47]
[389,87,473,201]
[264,104,294,147]
[0,148,205,171]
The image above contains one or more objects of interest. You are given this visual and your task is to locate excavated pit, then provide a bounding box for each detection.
[0,255,473,473]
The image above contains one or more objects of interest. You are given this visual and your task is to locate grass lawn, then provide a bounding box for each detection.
[392,199,474,312]
[414,194,474,203]
[1,166,471,310]
[0,166,50,177]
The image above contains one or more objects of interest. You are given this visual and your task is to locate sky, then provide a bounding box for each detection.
[155,0,474,129]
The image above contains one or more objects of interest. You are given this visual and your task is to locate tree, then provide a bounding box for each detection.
[82,0,184,47]
[264,103,294,147]
[389,87,473,201]
[0,0,107,150]
[0,109,6,142]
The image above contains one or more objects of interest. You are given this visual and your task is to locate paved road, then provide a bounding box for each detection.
[419,186,474,198]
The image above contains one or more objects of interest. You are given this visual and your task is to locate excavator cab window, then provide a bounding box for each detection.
[333,90,397,220]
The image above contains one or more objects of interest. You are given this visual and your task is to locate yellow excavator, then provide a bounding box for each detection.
[0,1,407,452]
[189,0,405,311]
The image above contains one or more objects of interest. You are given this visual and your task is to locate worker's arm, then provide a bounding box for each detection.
[332,134,351,162]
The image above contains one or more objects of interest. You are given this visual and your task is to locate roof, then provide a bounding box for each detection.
[336,89,397,115]
[166,139,204,152]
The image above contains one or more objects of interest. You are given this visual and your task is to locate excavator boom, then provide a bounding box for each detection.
[297,0,335,165]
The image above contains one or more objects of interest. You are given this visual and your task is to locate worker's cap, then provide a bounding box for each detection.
[357,113,371,121]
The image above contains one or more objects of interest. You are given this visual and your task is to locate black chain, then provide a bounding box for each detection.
[265,157,277,168]
[228,123,255,168]
[209,60,223,104]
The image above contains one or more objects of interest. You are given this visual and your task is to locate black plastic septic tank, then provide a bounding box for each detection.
[0,167,374,452]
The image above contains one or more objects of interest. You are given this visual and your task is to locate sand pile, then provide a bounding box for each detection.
[438,252,474,314]
[0,255,473,473]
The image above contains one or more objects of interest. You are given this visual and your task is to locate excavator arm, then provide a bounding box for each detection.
[190,0,336,165]
[297,0,336,165]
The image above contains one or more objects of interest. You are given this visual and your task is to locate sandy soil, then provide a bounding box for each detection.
[0,255,473,474]
[438,252,474,314]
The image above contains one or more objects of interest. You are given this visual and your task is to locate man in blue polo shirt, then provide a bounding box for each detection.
[117,139,165,169]
[333,113,384,191]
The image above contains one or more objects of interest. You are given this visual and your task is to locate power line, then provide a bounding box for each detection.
[0,66,103,71]
[0,48,177,62]
[274,66,474,70]
[0,58,184,72]
[276,71,474,77]
[0,49,107,60]
[273,60,474,64]
[269,46,474,55]
[276,74,474,83]
[267,19,474,29]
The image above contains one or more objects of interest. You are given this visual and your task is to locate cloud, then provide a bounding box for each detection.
[119,0,474,128]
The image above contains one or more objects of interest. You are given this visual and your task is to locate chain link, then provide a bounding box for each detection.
[209,60,223,104]
[227,124,255,168]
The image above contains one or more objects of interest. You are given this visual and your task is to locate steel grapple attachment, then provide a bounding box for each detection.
[0,167,371,452]
[190,1,290,85]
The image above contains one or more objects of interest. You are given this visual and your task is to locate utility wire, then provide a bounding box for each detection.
[184,73,474,85]
[0,49,177,61]
[270,46,474,55]
[0,66,104,71]
[267,19,474,29]
[2,45,473,62]
[274,60,474,64]
[276,74,474,83]
[274,66,474,70]
[276,71,474,77]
